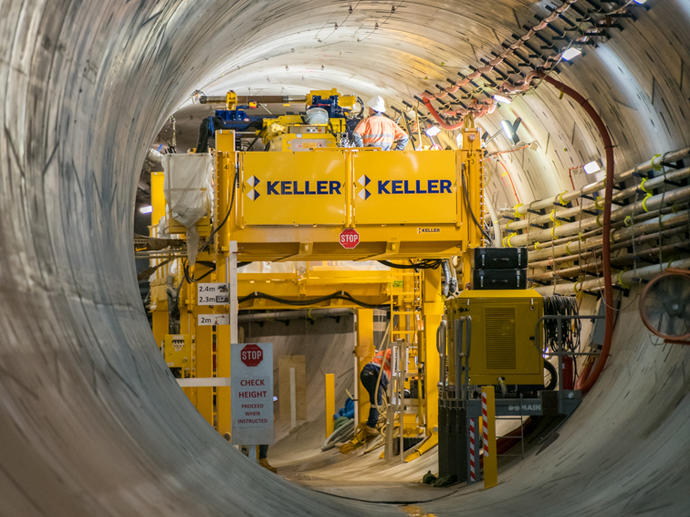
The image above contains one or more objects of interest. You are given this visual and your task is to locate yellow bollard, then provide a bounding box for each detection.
[325,373,335,439]
[482,386,498,488]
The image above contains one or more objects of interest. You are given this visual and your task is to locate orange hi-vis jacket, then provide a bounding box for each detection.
[371,348,392,381]
[353,114,408,151]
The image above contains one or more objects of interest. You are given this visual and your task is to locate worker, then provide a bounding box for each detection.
[360,347,392,435]
[224,435,276,473]
[352,96,409,151]
[258,445,276,473]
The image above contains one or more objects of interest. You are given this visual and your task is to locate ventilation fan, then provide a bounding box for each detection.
[639,268,690,343]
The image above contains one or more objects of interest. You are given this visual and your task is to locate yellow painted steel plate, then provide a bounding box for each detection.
[353,150,458,224]
[240,150,348,225]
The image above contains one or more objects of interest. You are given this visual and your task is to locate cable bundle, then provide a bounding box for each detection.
[543,295,581,354]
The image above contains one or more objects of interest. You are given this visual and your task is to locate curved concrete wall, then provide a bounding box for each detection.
[0,1,687,515]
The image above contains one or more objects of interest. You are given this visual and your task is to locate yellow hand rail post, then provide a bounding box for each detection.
[325,373,335,439]
[481,386,498,488]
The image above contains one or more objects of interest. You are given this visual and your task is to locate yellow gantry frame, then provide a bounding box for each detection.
[150,114,483,459]
[459,114,485,285]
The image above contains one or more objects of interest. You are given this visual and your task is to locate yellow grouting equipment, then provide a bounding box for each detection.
[146,109,484,459]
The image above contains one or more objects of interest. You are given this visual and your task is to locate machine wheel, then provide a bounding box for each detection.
[544,361,558,391]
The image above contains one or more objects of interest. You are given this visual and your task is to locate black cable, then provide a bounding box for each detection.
[378,259,443,270]
[200,167,239,253]
[182,259,216,284]
[238,291,387,309]
[543,295,581,354]
[460,164,491,242]
[246,134,261,151]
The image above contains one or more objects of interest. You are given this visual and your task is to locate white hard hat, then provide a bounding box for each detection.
[367,95,386,113]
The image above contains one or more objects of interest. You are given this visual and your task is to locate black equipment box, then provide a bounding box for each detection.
[473,268,527,290]
[474,247,528,269]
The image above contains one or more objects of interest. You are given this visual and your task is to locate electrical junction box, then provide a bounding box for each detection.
[446,289,544,386]
[163,334,192,369]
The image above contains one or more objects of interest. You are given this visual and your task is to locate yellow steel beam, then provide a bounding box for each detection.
[149,171,168,348]
[422,267,442,436]
[237,269,392,309]
[215,133,234,437]
[325,373,335,439]
[459,114,484,286]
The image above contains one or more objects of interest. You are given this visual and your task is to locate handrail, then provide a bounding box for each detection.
[436,319,447,398]
[454,318,464,400]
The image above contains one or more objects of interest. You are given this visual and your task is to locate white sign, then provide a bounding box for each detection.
[231,342,273,445]
[198,313,230,326]
[197,283,229,305]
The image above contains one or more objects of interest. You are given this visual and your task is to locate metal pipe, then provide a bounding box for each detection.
[529,225,688,271]
[528,209,690,262]
[534,258,690,296]
[505,166,690,232]
[539,74,615,396]
[503,147,690,218]
[464,316,472,390]
[437,319,447,396]
[454,318,463,400]
[529,241,690,282]
[200,94,304,105]
[508,185,690,248]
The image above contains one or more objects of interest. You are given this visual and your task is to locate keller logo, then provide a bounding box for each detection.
[377,179,452,195]
[244,176,342,200]
[357,177,453,201]
[357,175,371,200]
[246,175,260,200]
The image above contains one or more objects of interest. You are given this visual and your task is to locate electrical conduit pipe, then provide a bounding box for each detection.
[539,74,614,394]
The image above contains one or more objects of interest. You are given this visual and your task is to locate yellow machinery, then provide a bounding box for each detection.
[162,334,194,377]
[260,114,346,151]
[144,98,484,459]
[446,289,545,387]
[237,265,392,310]
[218,148,471,261]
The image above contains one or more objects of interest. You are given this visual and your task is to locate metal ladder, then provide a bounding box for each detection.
[385,268,425,460]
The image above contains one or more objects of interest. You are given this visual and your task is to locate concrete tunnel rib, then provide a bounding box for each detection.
[0,1,689,516]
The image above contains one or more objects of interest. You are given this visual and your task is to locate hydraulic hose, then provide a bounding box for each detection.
[538,74,614,394]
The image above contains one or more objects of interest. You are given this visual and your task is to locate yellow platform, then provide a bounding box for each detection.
[218,148,475,261]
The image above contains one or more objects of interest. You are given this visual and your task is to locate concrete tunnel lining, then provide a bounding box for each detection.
[1,1,689,515]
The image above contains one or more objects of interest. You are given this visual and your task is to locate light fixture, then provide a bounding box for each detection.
[562,47,582,61]
[493,94,512,104]
[139,205,153,214]
[425,125,441,137]
[500,120,513,140]
[633,0,646,3]
[584,160,601,174]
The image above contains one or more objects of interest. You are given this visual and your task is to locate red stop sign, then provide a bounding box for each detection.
[339,228,360,249]
[240,344,263,367]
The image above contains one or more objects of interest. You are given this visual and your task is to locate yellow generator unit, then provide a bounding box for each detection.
[162,333,193,375]
[446,289,544,386]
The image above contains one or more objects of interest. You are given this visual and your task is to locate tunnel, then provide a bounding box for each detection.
[1,0,689,515]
